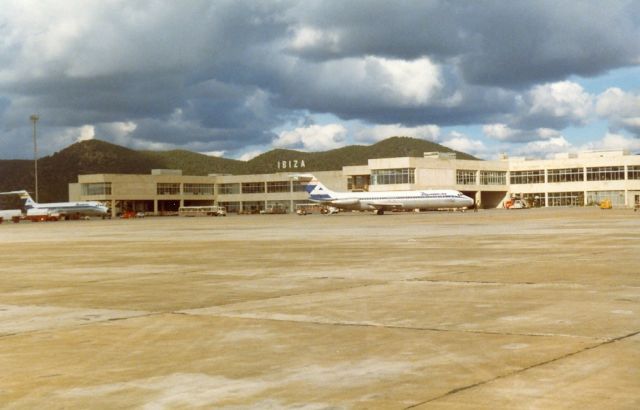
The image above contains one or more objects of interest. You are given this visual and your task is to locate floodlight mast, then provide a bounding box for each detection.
[30,114,39,203]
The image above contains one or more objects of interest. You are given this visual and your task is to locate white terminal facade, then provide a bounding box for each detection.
[69,149,640,217]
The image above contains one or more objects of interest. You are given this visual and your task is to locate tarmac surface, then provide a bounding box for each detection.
[0,208,639,409]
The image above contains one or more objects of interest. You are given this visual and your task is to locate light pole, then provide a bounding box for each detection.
[30,114,39,203]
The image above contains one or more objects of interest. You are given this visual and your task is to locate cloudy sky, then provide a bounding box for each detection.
[1,0,640,160]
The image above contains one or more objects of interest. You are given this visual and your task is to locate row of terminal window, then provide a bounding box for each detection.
[82,182,306,196]
[81,165,640,196]
[156,182,309,195]
[458,166,640,185]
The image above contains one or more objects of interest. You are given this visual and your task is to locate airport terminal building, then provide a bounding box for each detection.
[69,149,640,216]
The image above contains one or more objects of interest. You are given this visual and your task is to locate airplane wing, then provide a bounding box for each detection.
[289,173,314,181]
[367,200,403,210]
[0,190,29,196]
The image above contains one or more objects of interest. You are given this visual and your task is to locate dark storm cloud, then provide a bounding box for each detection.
[122,118,274,150]
[282,1,467,61]
[286,0,640,87]
[0,0,639,158]
[3,73,186,126]
[457,2,640,87]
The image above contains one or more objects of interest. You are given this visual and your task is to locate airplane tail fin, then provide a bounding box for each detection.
[21,191,37,209]
[0,190,37,209]
[290,174,336,201]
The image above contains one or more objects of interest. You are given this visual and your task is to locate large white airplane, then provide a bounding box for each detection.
[0,190,109,219]
[294,174,474,215]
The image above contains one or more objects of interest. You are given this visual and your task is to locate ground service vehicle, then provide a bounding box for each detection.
[25,208,61,222]
[505,198,528,209]
[600,199,612,209]
[0,209,22,223]
[178,206,226,217]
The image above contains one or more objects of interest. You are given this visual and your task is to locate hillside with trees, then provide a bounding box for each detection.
[0,137,476,202]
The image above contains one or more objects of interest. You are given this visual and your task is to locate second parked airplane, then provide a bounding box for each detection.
[294,174,474,214]
[0,190,109,219]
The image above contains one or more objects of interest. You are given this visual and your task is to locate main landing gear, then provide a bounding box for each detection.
[375,209,385,215]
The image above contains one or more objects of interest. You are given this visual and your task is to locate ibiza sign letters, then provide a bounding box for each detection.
[276,159,306,170]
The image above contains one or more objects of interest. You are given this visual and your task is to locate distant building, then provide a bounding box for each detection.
[70,149,640,216]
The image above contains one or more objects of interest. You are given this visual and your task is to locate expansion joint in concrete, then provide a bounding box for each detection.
[403,329,640,409]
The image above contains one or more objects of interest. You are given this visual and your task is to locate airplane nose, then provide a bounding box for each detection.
[465,196,474,206]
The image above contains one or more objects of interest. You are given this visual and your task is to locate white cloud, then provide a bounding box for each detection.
[483,123,515,141]
[582,132,640,152]
[0,1,210,82]
[273,123,347,151]
[527,81,593,122]
[483,123,561,142]
[125,139,175,151]
[77,125,95,142]
[376,57,441,105]
[596,88,640,133]
[355,124,440,143]
[597,88,638,116]
[311,56,442,107]
[537,128,562,139]
[47,124,96,153]
[97,121,138,146]
[93,120,177,152]
[514,136,573,158]
[238,150,263,161]
[288,26,341,53]
[480,82,595,140]
[441,131,488,158]
[200,150,226,157]
[1,2,640,160]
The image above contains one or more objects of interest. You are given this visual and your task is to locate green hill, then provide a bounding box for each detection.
[0,137,477,202]
[141,149,246,176]
[245,137,476,173]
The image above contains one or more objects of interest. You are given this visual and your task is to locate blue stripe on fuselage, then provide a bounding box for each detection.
[310,194,332,201]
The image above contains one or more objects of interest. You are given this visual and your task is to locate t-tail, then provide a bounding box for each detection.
[19,191,37,209]
[290,174,336,202]
[0,190,37,210]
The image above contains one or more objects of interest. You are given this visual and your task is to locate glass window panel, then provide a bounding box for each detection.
[218,201,240,213]
[157,183,180,195]
[547,168,584,183]
[292,181,307,192]
[242,201,264,213]
[371,168,415,185]
[547,191,583,206]
[480,171,506,185]
[81,182,112,196]
[242,182,265,194]
[266,181,290,193]
[217,183,240,195]
[510,170,545,184]
[456,170,477,185]
[586,166,625,181]
[520,193,545,207]
[183,183,214,195]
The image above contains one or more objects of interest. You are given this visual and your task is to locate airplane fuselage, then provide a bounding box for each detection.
[310,189,474,211]
[1,190,110,219]
[31,201,109,216]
